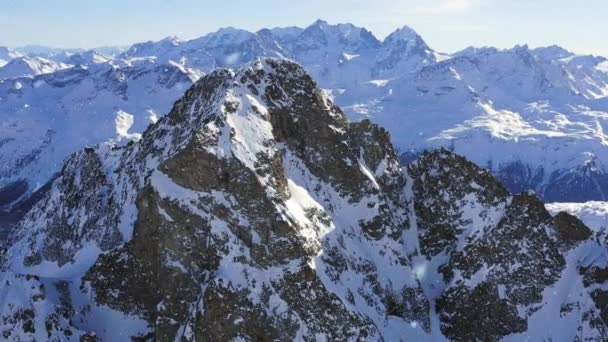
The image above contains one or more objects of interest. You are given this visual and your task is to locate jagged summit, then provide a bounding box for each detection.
[532,44,575,60]
[295,19,381,51]
[452,45,499,56]
[63,50,111,65]
[122,35,183,58]
[310,18,329,27]
[160,35,182,44]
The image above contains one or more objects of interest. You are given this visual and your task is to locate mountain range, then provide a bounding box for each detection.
[1,21,608,340]
[2,58,608,341]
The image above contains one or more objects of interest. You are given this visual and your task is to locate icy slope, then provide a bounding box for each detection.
[2,58,608,341]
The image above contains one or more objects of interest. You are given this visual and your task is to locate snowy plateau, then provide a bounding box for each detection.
[0,19,607,341]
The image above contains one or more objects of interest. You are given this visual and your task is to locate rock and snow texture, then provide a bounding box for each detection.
[547,201,608,232]
[2,58,608,341]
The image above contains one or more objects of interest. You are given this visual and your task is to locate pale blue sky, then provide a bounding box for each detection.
[1,0,606,55]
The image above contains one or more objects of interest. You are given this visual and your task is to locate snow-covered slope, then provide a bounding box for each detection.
[0,56,69,79]
[2,58,608,340]
[62,50,112,66]
[0,58,198,210]
[0,46,22,67]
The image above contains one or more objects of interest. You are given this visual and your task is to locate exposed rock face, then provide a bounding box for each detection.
[408,151,608,341]
[1,58,608,341]
[408,151,511,258]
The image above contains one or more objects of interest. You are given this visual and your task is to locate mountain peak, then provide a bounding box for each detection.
[192,26,257,47]
[67,50,111,65]
[373,25,434,76]
[267,26,303,40]
[168,57,318,127]
[298,20,380,51]
[311,18,329,27]
[512,43,530,52]
[452,45,498,57]
[3,56,416,340]
[213,26,251,35]
[384,25,421,43]
[160,35,182,44]
[531,44,575,60]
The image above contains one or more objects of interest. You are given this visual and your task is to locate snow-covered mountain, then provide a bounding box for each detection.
[116,20,436,90]
[2,58,608,341]
[14,45,85,58]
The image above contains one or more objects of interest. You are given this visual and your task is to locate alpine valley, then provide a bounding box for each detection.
[0,20,608,341]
